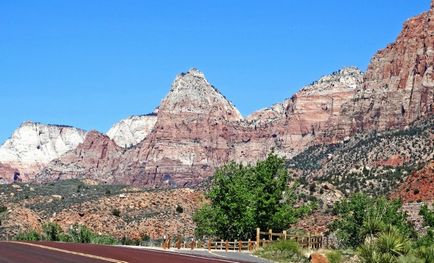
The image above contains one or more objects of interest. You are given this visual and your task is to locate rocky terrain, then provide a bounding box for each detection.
[0,179,204,240]
[391,160,434,202]
[0,2,431,200]
[0,122,86,183]
[107,114,157,148]
[290,116,433,197]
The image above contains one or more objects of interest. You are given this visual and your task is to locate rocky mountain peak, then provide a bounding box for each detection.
[159,68,242,121]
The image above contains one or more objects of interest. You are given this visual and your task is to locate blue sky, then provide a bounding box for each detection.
[0,0,430,143]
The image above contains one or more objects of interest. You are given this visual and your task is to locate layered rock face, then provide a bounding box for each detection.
[107,114,157,148]
[236,67,363,162]
[36,131,124,183]
[111,69,245,187]
[346,7,434,132]
[34,68,363,187]
[0,122,86,182]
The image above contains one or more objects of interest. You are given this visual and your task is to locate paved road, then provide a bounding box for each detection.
[36,242,248,263]
[0,241,107,263]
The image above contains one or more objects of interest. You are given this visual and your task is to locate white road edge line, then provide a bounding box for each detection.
[4,241,128,263]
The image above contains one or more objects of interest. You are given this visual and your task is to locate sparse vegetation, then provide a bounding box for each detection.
[16,223,118,245]
[330,193,414,248]
[254,239,309,263]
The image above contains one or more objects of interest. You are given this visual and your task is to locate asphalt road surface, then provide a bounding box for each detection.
[0,241,249,263]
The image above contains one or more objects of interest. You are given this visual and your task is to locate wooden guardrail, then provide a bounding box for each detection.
[256,228,329,250]
[161,228,329,251]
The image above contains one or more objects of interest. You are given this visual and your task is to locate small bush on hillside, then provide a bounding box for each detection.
[112,208,121,217]
[15,229,41,241]
[254,240,309,263]
[176,205,184,214]
[0,206,7,213]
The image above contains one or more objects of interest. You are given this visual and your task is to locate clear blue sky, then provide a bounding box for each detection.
[0,0,430,143]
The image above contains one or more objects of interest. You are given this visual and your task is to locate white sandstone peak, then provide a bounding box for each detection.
[0,121,87,165]
[107,114,157,147]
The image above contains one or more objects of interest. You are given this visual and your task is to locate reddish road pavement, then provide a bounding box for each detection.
[0,241,246,263]
[0,241,107,263]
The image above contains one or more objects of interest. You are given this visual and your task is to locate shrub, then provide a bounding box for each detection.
[0,206,7,213]
[112,209,121,217]
[254,240,309,263]
[329,193,414,248]
[176,205,184,214]
[68,224,94,243]
[91,234,118,245]
[326,250,343,263]
[42,222,64,241]
[15,229,41,241]
[358,226,412,263]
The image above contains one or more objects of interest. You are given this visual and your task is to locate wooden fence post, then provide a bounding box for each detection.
[256,228,260,250]
[238,240,242,252]
[248,239,252,251]
[234,240,237,251]
[283,230,287,240]
[268,229,272,241]
[208,239,211,251]
[190,240,194,250]
[225,240,229,252]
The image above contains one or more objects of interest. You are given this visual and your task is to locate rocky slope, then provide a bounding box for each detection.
[289,116,433,196]
[0,180,204,240]
[391,160,434,202]
[0,122,86,183]
[107,114,157,148]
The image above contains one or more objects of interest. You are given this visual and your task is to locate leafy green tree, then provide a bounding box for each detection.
[193,153,313,240]
[330,193,414,248]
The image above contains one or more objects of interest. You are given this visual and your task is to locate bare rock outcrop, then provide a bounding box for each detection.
[35,131,124,184]
[0,122,86,182]
[107,114,157,148]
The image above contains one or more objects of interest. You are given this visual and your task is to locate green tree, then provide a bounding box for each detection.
[330,193,414,248]
[193,153,313,240]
